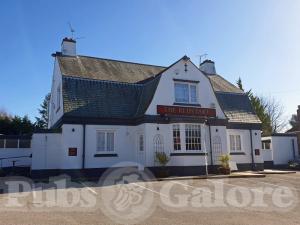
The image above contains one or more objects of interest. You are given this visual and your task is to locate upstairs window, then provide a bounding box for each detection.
[174,82,198,104]
[230,135,242,152]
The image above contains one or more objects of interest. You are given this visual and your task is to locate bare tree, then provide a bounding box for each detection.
[261,97,287,133]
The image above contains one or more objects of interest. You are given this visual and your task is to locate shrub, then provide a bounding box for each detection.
[219,154,231,169]
[155,151,170,167]
[288,160,300,169]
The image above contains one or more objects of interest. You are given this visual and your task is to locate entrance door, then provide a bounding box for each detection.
[212,135,222,165]
[137,134,145,169]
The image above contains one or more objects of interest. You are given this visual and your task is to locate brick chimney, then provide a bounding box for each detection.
[61,38,76,56]
[297,105,300,121]
[199,59,216,75]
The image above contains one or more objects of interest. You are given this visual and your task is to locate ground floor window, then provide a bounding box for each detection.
[262,140,271,149]
[230,135,241,152]
[139,134,144,151]
[172,124,202,151]
[97,131,115,152]
[185,124,201,150]
[173,124,181,150]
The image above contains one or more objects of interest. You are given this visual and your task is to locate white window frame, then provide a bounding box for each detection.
[172,124,181,151]
[185,124,202,151]
[96,130,115,152]
[171,123,202,152]
[174,82,198,104]
[262,140,271,150]
[230,135,242,152]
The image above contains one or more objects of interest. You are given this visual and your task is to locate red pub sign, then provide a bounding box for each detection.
[157,105,216,117]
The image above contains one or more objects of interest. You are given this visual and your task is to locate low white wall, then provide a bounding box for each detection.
[31,133,62,170]
[0,148,31,168]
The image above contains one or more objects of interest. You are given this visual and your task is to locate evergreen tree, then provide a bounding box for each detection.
[35,93,50,129]
[236,77,244,91]
[0,115,34,135]
[236,78,273,135]
[289,114,300,130]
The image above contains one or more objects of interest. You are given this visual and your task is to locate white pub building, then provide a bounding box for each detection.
[30,38,264,177]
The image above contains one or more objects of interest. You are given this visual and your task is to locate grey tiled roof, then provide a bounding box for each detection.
[62,76,160,119]
[215,92,261,124]
[58,55,165,83]
[58,55,260,124]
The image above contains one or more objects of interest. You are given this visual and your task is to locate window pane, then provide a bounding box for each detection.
[236,135,241,151]
[175,83,189,103]
[19,139,31,148]
[139,135,144,151]
[173,124,181,151]
[185,124,201,150]
[6,139,18,148]
[230,135,235,151]
[107,132,114,152]
[0,140,4,148]
[97,132,105,151]
[190,85,197,103]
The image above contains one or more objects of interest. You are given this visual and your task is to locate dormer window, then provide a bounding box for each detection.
[174,82,198,104]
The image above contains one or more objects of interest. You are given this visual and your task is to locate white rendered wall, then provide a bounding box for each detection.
[252,130,264,164]
[60,124,83,169]
[31,133,62,170]
[84,125,138,168]
[262,149,273,162]
[146,59,226,119]
[272,136,299,165]
[227,129,263,164]
[209,126,229,165]
[143,123,228,167]
[48,59,63,128]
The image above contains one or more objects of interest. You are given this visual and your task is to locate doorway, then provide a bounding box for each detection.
[212,135,222,165]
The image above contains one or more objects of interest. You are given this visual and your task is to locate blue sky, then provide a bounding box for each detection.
[0,0,299,126]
